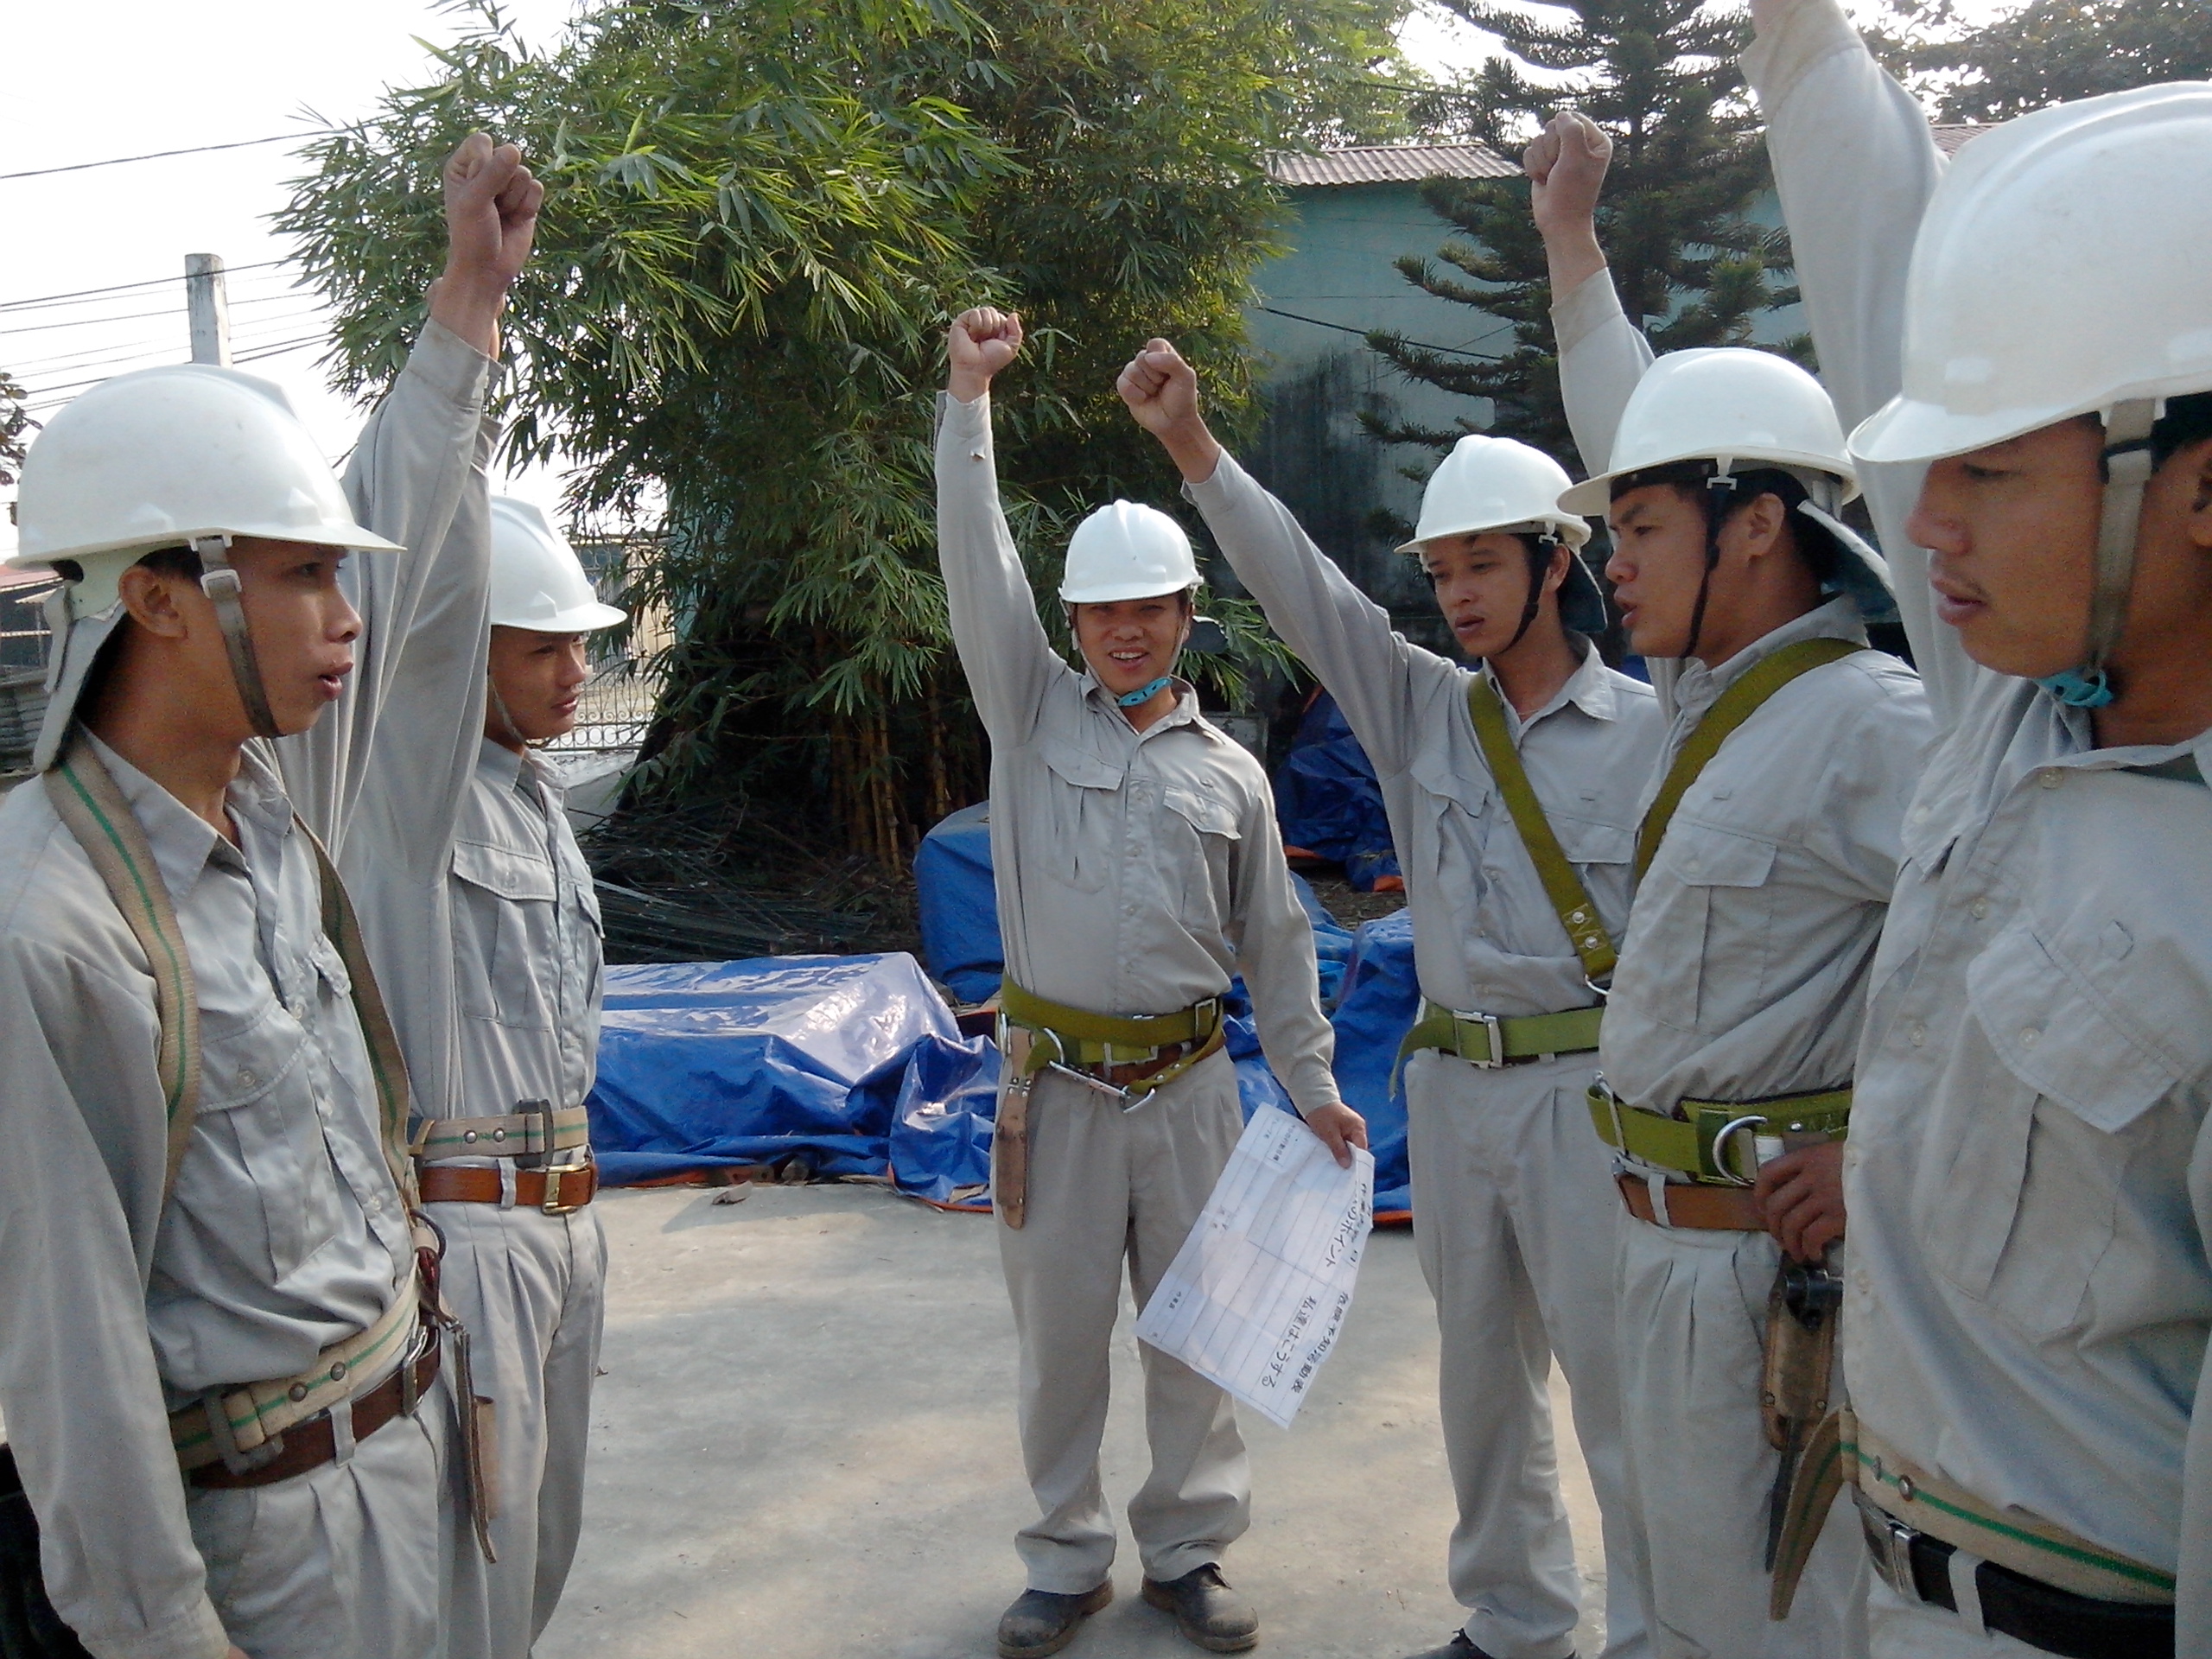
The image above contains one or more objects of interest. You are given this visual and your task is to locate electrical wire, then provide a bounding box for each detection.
[0,260,288,315]
[0,130,340,184]
[1258,304,1501,360]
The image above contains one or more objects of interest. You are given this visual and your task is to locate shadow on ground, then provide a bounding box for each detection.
[540,1183,1605,1659]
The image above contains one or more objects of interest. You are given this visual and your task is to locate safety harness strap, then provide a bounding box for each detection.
[45,740,204,1206]
[1465,674,1618,983]
[1400,1001,1604,1070]
[998,980,1227,1101]
[415,1104,593,1161]
[1586,1084,1853,1184]
[1636,637,1862,879]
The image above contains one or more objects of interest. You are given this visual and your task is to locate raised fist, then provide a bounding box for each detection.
[1116,338,1201,436]
[443,132,542,296]
[949,307,1024,399]
[1523,110,1613,241]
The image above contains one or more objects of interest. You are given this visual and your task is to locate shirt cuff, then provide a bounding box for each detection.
[1743,0,1865,106]
[403,316,495,410]
[1551,270,1628,358]
[79,1597,230,1659]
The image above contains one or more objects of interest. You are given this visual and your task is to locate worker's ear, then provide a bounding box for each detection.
[117,562,195,640]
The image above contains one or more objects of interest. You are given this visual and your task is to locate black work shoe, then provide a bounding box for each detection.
[996,1581,1112,1659]
[1141,1564,1260,1653]
[1400,1639,1576,1659]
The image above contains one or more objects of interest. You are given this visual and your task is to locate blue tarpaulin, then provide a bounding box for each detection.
[1325,912,1421,1217]
[587,953,992,1197]
[1274,691,1400,893]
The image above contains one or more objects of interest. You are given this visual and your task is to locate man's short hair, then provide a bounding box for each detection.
[1607,460,1840,584]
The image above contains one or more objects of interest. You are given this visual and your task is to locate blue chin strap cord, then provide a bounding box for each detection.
[2037,397,2159,713]
[1116,676,1174,708]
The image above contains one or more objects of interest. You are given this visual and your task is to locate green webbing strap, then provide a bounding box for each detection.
[1398,1001,1604,1070]
[999,979,1221,1071]
[1465,675,1618,983]
[45,739,203,1211]
[1586,1084,1853,1183]
[1636,638,1863,879]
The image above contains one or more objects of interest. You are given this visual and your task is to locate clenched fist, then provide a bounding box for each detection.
[1116,337,1224,485]
[948,306,1023,402]
[429,132,542,356]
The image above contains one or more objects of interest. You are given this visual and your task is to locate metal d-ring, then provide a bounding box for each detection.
[1709,1114,1769,1186]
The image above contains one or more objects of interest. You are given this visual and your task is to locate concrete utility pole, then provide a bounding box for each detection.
[184,252,230,365]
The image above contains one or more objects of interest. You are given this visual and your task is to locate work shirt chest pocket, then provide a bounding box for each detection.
[1039,741,1126,893]
[1160,783,1242,934]
[194,1007,339,1281]
[1631,821,1777,1032]
[1923,920,2186,1338]
[452,838,559,1030]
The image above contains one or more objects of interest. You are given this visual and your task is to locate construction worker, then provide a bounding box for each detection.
[1117,342,1658,1659]
[1529,111,1932,1657]
[1738,7,2212,1652]
[938,305,1365,1659]
[332,488,620,1659]
[0,137,535,1659]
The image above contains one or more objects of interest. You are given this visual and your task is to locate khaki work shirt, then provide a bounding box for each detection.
[0,324,490,1659]
[447,740,606,1128]
[1554,277,1932,1123]
[1748,3,2212,1634]
[935,393,1340,1116]
[1184,449,1663,1017]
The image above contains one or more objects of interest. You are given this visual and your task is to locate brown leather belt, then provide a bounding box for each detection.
[1616,1172,1766,1231]
[189,1325,442,1490]
[418,1160,599,1213]
[1095,1037,1209,1090]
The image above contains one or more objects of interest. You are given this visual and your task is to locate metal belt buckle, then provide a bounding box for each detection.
[1710,1114,1770,1186]
[1456,1009,1506,1067]
[1852,1484,1918,1599]
[541,1158,589,1215]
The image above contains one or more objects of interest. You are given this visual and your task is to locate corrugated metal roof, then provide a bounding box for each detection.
[1268,144,1516,188]
[1932,124,1993,155]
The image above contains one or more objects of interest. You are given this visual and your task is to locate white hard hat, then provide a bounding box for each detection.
[489,497,626,632]
[1557,347,1859,516]
[1850,83,2212,467]
[7,363,401,771]
[1399,434,1592,552]
[8,362,399,620]
[1058,500,1201,605]
[1400,434,1608,636]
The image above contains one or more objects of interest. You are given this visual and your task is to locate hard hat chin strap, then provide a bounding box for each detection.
[1500,532,1559,655]
[2038,397,2159,711]
[1682,473,1738,661]
[193,535,283,741]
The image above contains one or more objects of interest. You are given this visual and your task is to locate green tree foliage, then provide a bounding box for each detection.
[1369,0,1792,468]
[284,0,1402,864]
[0,370,30,489]
[1868,0,2211,122]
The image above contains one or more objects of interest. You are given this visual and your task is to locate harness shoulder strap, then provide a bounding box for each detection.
[1636,638,1861,879]
[44,739,204,1210]
[1465,674,1617,983]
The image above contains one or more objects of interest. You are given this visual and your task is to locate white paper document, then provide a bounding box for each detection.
[1135,1107,1376,1429]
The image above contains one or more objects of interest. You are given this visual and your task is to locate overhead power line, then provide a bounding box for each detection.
[0,260,289,315]
[1259,304,1501,361]
[0,130,340,184]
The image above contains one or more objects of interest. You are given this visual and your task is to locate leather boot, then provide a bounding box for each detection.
[996,1581,1112,1659]
[1140,1563,1260,1653]
[1401,1636,1577,1659]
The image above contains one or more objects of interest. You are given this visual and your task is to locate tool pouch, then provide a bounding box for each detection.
[432,1306,501,1562]
[1761,1261,1840,1451]
[0,1446,91,1659]
[993,1026,1036,1230]
[1768,1408,1847,1620]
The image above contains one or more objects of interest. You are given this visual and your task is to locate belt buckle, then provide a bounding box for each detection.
[541,1157,589,1215]
[1852,1485,1918,1599]
[1457,1010,1506,1067]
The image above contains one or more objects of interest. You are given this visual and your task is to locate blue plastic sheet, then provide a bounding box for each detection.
[878,1033,998,1208]
[588,953,973,1189]
[1326,912,1421,1217]
[913,801,1002,1003]
[1274,691,1400,892]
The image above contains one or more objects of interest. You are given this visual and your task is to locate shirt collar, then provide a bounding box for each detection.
[477,735,530,791]
[1486,636,1619,728]
[1081,672,1210,738]
[1672,595,1867,716]
[81,731,271,904]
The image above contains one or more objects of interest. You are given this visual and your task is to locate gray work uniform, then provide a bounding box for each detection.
[1747,7,2212,1651]
[1555,276,1933,1658]
[305,326,607,1657]
[0,321,491,1659]
[1185,451,1658,1659]
[936,391,1344,1593]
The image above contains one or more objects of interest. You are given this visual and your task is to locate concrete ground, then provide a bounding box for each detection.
[541,1180,1609,1659]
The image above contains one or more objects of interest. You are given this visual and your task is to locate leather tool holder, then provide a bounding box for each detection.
[993,1026,1035,1230]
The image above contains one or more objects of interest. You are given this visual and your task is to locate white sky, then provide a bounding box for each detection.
[2,0,2012,559]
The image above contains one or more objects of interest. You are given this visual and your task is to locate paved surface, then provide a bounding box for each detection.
[540,1180,1608,1659]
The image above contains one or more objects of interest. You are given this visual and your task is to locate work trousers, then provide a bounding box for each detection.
[434,1198,608,1659]
[1866,1568,2044,1656]
[1404,1050,1650,1659]
[185,1376,443,1659]
[1615,1217,1867,1659]
[998,1049,1249,1593]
